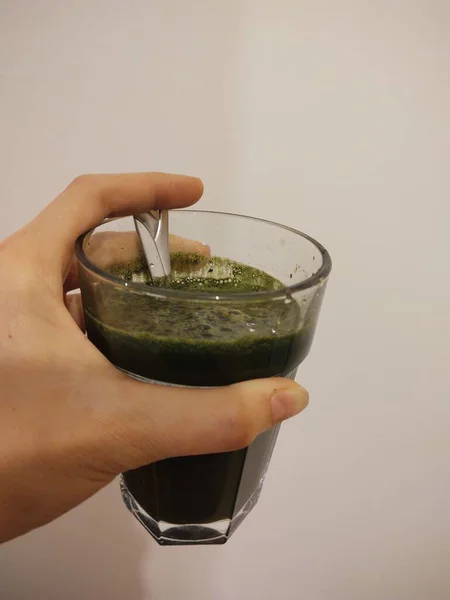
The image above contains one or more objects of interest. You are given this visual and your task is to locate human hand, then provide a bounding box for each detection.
[0,173,308,543]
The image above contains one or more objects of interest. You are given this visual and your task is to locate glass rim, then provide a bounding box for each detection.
[75,209,332,302]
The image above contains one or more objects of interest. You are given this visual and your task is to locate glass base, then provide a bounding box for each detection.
[120,476,262,546]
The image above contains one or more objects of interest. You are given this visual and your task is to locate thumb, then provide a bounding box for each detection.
[95,375,309,473]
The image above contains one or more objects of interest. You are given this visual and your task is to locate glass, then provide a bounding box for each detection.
[75,210,331,545]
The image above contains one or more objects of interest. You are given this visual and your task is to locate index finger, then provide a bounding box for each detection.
[27,172,204,273]
[63,231,211,292]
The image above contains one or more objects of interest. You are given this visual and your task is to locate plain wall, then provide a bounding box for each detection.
[0,1,449,599]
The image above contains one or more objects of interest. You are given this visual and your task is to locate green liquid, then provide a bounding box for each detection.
[83,254,315,534]
[85,254,312,386]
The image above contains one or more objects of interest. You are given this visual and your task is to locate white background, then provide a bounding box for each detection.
[0,1,449,599]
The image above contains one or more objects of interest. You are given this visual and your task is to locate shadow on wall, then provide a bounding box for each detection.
[0,482,147,600]
[0,480,228,600]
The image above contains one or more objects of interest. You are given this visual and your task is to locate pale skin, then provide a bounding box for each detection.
[0,173,308,543]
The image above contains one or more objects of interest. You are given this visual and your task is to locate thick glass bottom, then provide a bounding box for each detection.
[120,476,263,546]
[118,367,297,546]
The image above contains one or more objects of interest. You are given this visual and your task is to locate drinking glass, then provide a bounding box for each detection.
[76,210,331,545]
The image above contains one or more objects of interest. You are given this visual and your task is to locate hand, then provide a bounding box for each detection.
[0,173,308,543]
[64,228,212,330]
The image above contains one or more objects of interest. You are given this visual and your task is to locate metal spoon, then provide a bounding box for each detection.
[134,210,171,280]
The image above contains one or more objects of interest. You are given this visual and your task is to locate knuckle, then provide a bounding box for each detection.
[224,395,258,450]
[69,174,105,202]
[70,173,95,189]
[69,174,111,213]
[68,174,113,216]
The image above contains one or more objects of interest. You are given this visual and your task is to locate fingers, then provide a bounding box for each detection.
[94,375,309,473]
[26,173,204,274]
[82,231,210,271]
[169,234,211,257]
[63,231,211,292]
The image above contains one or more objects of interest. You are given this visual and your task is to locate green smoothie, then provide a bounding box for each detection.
[85,253,313,386]
[83,253,314,538]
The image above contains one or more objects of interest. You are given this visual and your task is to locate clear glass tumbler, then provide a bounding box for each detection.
[75,210,331,545]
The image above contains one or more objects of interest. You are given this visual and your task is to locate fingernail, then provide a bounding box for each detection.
[271,387,309,423]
